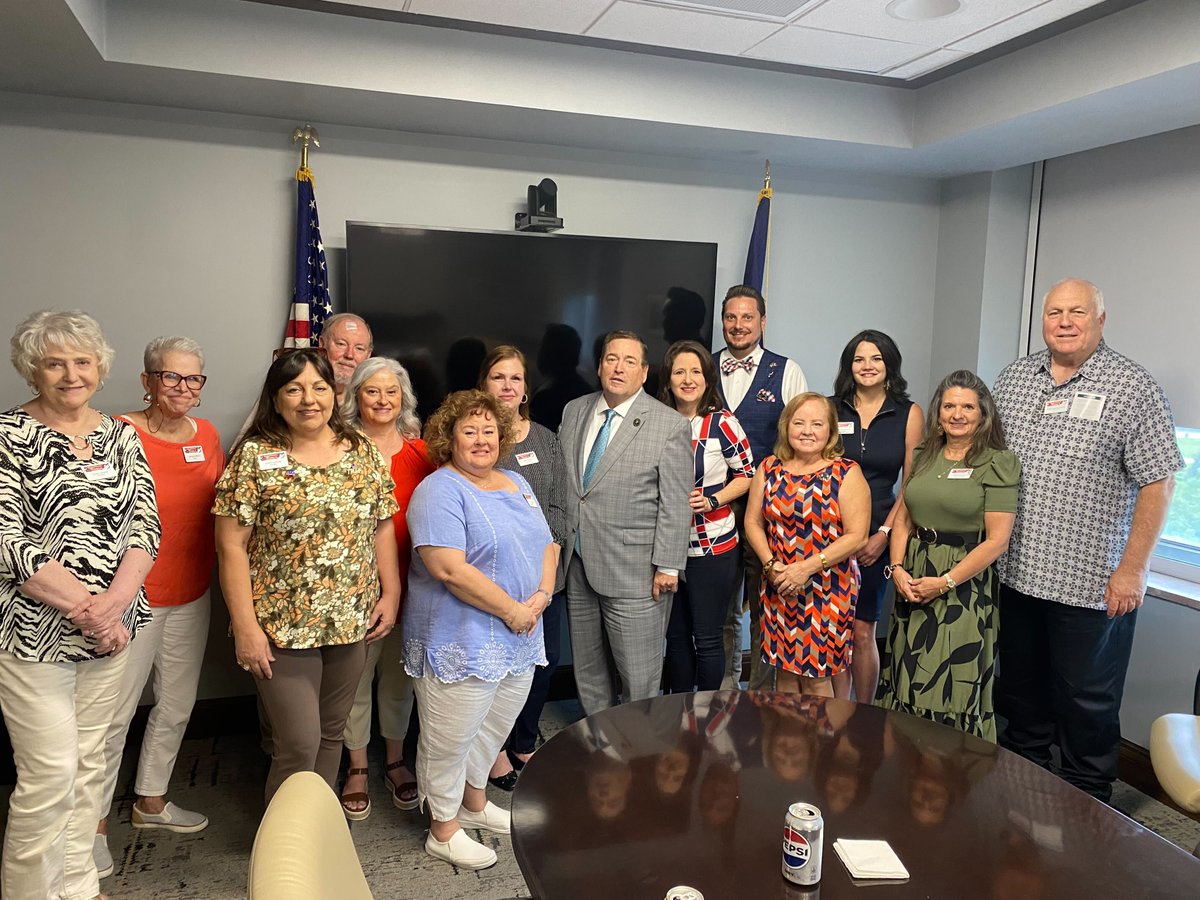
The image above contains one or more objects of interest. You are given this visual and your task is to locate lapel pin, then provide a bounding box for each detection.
[633,418,641,426]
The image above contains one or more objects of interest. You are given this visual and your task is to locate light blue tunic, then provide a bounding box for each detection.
[403,466,551,682]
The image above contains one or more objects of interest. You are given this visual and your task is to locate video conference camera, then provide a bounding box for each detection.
[515,178,564,233]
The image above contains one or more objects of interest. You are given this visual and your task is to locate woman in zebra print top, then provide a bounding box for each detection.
[0,309,159,900]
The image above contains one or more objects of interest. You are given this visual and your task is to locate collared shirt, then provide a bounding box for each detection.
[993,340,1183,609]
[716,345,807,410]
[580,389,642,474]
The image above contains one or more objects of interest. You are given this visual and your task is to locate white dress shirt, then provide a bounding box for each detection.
[718,345,808,410]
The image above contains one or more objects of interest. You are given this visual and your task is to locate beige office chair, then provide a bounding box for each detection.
[1148,668,1200,856]
[248,771,374,899]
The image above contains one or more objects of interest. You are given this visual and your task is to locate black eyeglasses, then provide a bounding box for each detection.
[151,371,208,390]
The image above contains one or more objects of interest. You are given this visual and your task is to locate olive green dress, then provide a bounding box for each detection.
[876,447,1020,741]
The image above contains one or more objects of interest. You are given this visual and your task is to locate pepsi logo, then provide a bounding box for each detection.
[782,826,810,869]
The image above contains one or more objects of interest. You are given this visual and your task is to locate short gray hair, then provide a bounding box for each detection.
[144,336,205,373]
[341,356,421,439]
[320,313,373,348]
[10,309,115,384]
[1042,277,1105,316]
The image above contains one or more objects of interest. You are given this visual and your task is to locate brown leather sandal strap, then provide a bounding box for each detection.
[384,760,407,772]
[345,767,370,776]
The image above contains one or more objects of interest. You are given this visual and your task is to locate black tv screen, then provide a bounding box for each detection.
[345,222,718,428]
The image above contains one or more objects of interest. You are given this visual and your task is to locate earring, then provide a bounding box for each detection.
[28,383,38,396]
[97,380,105,391]
[193,397,202,408]
[521,393,529,404]
[143,392,152,404]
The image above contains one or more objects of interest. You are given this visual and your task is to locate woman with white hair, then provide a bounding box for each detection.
[93,336,223,879]
[338,357,434,820]
[0,309,159,900]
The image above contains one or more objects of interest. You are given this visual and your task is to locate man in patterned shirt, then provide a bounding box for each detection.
[993,277,1183,802]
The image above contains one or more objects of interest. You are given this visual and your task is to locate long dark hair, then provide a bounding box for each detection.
[235,349,364,456]
[658,340,723,416]
[833,330,910,405]
[908,370,1006,480]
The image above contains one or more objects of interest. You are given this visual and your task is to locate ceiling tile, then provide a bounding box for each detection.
[647,0,818,19]
[881,47,969,79]
[949,0,1110,53]
[587,1,783,55]
[795,0,1052,47]
[744,24,926,73]
[406,0,614,34]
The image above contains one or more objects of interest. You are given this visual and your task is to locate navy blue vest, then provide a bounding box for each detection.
[715,348,789,467]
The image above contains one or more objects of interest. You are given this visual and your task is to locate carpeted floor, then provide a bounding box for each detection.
[1,699,1197,899]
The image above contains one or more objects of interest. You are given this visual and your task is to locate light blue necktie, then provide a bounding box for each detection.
[583,409,617,490]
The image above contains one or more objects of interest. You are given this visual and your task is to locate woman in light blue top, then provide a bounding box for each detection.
[403,389,555,871]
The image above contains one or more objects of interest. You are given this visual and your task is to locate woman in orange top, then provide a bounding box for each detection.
[338,357,435,820]
[94,337,223,878]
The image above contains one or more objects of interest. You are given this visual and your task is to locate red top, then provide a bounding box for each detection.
[123,416,225,607]
[391,438,436,600]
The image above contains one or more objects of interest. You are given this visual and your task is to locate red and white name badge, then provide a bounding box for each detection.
[523,493,540,508]
[82,461,117,482]
[947,468,973,480]
[838,421,855,435]
[515,451,539,466]
[182,444,206,463]
[1043,398,1069,415]
[257,450,289,471]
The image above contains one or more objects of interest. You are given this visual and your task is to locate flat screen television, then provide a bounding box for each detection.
[345,222,718,428]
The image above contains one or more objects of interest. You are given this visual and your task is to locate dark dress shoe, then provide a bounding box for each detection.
[487,770,519,792]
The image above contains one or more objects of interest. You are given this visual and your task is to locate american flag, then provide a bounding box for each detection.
[283,166,332,347]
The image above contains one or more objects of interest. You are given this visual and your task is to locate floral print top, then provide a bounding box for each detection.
[213,438,398,649]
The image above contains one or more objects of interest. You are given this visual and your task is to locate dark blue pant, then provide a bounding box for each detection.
[995,585,1137,802]
[666,551,739,693]
[508,590,565,754]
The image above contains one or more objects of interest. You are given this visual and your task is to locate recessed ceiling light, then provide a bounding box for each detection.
[886,0,963,22]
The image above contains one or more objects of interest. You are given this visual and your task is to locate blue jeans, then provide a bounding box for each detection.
[666,551,739,693]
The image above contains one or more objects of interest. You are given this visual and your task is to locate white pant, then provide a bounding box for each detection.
[413,671,533,823]
[0,648,129,900]
[342,627,413,750]
[99,594,210,815]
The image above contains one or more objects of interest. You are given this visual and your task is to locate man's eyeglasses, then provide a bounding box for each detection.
[151,371,208,390]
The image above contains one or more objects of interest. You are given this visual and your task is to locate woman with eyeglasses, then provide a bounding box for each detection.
[214,348,400,805]
[92,337,223,878]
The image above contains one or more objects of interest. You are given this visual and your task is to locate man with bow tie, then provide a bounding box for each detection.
[716,285,807,691]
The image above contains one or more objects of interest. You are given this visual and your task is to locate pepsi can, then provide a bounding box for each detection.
[664,888,703,900]
[782,802,823,886]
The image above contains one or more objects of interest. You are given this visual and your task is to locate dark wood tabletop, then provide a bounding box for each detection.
[511,691,1199,899]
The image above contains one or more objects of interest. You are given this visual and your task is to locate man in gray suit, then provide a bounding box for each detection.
[560,331,693,715]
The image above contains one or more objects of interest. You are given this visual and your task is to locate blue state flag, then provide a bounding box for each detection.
[743,184,772,294]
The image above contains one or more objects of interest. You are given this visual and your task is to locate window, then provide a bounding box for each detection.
[1155,427,1200,578]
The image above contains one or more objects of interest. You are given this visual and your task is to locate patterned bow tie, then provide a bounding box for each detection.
[721,356,755,375]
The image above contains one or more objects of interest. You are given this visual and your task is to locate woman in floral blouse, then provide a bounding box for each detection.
[403,390,556,871]
[214,348,400,805]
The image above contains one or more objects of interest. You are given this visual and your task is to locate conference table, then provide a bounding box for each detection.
[510,691,1199,899]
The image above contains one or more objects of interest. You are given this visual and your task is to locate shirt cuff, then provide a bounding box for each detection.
[657,567,680,578]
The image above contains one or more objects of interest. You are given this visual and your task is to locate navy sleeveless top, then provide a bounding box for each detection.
[833,395,912,531]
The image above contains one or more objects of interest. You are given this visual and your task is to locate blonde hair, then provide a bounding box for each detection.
[773,392,843,461]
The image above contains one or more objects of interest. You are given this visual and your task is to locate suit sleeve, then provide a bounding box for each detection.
[653,413,695,572]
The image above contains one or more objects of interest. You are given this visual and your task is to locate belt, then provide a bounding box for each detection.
[913,525,982,549]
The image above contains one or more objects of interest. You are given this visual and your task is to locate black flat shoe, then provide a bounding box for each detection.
[487,770,519,792]
[506,748,528,772]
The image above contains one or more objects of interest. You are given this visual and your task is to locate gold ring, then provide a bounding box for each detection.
[241,663,250,671]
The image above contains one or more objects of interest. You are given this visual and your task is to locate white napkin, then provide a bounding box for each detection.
[832,839,909,880]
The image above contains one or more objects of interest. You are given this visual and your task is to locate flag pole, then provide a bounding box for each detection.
[291,124,320,178]
[761,159,771,302]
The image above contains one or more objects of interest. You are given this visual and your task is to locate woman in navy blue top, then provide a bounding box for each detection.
[830,331,923,704]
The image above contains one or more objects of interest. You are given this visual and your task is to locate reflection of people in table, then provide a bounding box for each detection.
[814,702,888,814]
[744,393,870,696]
[890,713,997,827]
[878,370,1019,742]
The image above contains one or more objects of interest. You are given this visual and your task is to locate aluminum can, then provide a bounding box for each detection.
[664,888,703,900]
[782,802,823,885]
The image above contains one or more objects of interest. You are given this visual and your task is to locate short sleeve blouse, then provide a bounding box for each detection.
[902,447,1021,533]
[403,467,552,682]
[212,438,399,649]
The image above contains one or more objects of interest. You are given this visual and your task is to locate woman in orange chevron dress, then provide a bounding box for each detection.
[745,393,871,696]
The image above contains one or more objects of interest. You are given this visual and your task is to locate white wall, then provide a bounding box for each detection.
[0,91,943,698]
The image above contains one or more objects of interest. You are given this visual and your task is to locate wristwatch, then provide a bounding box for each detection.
[878,525,892,537]
[943,574,957,592]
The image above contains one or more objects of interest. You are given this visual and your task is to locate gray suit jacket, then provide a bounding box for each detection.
[560,390,693,598]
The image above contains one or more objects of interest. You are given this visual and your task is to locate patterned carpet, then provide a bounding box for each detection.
[1,699,1197,899]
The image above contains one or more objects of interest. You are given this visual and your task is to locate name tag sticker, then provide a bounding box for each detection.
[947,468,974,480]
[838,421,855,435]
[1043,398,1069,416]
[257,451,289,471]
[82,461,116,482]
[182,444,206,463]
[1069,391,1106,421]
[515,451,539,467]
[522,492,540,508]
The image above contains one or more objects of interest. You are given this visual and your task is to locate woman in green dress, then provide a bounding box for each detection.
[877,370,1020,741]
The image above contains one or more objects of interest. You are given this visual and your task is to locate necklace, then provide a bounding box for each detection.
[69,434,91,451]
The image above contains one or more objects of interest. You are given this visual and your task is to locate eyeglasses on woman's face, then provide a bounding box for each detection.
[151,370,208,391]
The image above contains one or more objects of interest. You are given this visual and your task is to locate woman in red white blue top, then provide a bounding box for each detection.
[659,340,754,693]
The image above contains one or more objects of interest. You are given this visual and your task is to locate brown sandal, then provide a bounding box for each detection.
[340,767,372,821]
[385,759,419,811]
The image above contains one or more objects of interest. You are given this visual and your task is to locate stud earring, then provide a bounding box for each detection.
[143,392,152,404]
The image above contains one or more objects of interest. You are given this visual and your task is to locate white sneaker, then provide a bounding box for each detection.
[425,829,497,870]
[93,834,114,878]
[131,801,209,833]
[457,801,511,834]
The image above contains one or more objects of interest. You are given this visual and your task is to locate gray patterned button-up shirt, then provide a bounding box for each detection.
[993,340,1183,609]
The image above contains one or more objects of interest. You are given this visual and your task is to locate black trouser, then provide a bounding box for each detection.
[666,551,739,693]
[995,585,1137,803]
[508,591,566,754]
